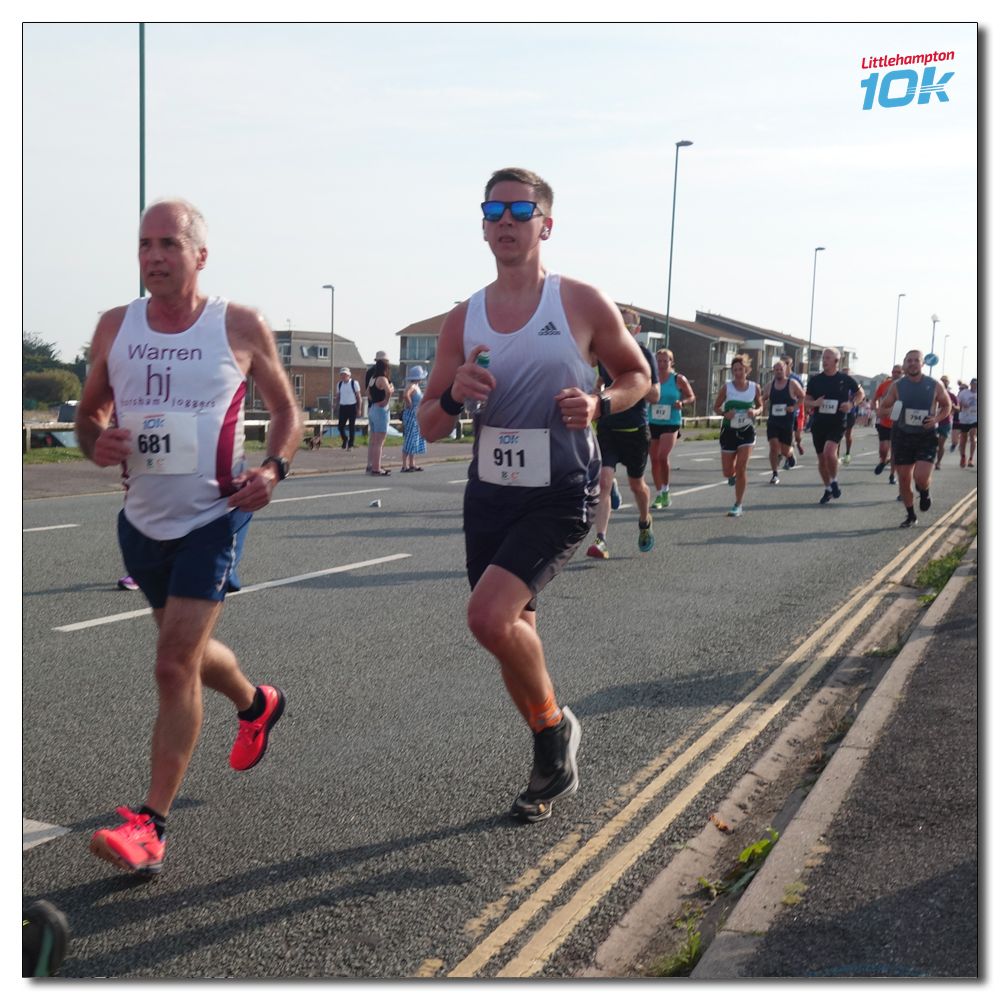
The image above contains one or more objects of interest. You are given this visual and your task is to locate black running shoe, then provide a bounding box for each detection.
[23,900,70,978]
[510,708,581,824]
[919,490,931,512]
[820,488,833,504]
[874,462,887,475]
[830,482,842,499]
[783,454,796,470]
[900,513,918,528]
[888,474,896,485]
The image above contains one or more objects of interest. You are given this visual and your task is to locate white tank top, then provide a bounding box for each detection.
[107,296,247,540]
[463,272,599,491]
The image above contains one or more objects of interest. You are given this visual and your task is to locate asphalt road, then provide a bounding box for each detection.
[22,428,979,978]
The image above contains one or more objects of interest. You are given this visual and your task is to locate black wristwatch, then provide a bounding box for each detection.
[264,455,289,481]
[596,393,612,419]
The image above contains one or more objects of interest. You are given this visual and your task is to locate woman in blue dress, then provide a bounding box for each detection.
[401,365,428,471]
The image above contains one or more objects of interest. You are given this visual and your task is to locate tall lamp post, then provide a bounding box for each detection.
[892,293,905,366]
[322,284,335,423]
[928,314,939,375]
[663,139,693,349]
[804,247,825,376]
[138,21,146,298]
[941,334,950,377]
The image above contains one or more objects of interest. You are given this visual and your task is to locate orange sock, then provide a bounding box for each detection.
[526,695,563,733]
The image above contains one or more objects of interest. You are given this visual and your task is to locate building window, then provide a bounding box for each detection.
[401,335,437,362]
[317,346,329,359]
[278,342,291,361]
[293,375,303,397]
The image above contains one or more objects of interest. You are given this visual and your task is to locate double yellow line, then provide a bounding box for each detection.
[441,487,977,978]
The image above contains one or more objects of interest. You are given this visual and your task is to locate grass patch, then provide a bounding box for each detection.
[685,430,721,441]
[968,519,977,537]
[22,446,85,464]
[646,905,705,977]
[916,542,970,602]
[864,641,905,658]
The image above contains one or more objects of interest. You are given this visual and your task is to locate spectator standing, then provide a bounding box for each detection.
[336,367,361,450]
[368,357,394,476]
[401,365,428,471]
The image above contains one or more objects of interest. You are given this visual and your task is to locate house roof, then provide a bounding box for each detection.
[274,329,366,369]
[394,312,451,337]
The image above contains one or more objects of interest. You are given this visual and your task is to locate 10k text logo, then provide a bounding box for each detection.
[861,65,953,109]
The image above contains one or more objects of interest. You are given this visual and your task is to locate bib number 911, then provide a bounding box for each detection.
[479,426,551,487]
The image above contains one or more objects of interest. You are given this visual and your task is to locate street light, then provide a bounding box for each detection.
[322,284,335,423]
[942,334,950,377]
[804,247,825,376]
[928,314,939,375]
[892,293,905,366]
[664,139,693,350]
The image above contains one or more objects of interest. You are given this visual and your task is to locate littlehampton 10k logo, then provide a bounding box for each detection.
[860,48,954,109]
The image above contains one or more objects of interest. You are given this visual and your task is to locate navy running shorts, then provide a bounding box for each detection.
[118,508,252,609]
[766,423,793,446]
[811,418,845,453]
[876,423,893,442]
[649,423,680,440]
[464,485,595,613]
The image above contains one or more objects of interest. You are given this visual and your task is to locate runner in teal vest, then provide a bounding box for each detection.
[649,349,695,508]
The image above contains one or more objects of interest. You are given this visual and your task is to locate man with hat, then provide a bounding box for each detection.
[336,366,361,450]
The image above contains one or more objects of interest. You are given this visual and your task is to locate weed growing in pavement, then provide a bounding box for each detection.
[697,826,780,900]
[967,519,977,537]
[22,446,84,464]
[646,904,705,977]
[865,641,905,658]
[916,542,970,602]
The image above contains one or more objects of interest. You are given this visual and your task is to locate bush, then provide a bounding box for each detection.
[23,369,82,406]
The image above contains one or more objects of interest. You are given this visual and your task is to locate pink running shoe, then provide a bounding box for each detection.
[117,576,139,591]
[90,807,164,875]
[230,685,286,771]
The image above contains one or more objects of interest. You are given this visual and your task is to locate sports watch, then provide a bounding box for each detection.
[264,455,289,481]
[596,393,612,419]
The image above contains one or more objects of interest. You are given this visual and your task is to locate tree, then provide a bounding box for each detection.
[23,369,82,406]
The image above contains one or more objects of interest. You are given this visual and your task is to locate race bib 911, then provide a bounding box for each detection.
[478,426,551,487]
[119,411,198,475]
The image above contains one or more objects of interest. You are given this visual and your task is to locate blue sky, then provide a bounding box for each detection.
[22,20,978,381]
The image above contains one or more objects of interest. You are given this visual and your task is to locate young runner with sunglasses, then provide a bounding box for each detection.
[418,167,650,824]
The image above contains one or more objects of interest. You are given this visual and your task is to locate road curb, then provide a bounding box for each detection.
[689,534,978,978]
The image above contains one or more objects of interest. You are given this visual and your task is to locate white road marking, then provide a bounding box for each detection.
[448,480,468,484]
[23,819,71,851]
[669,481,729,496]
[51,553,413,632]
[269,488,389,504]
[23,524,78,533]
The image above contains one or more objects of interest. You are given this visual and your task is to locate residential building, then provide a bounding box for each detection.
[395,311,449,388]
[246,329,367,413]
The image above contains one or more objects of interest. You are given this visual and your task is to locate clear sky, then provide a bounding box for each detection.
[23,20,978,382]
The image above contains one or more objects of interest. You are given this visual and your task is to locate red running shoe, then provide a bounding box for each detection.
[90,807,165,875]
[229,685,286,771]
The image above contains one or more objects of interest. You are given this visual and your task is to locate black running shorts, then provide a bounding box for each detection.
[766,423,793,446]
[891,428,938,466]
[649,423,680,440]
[464,484,595,613]
[958,422,977,432]
[720,425,756,452]
[845,412,857,429]
[597,425,651,479]
[876,423,893,442]
[811,418,844,453]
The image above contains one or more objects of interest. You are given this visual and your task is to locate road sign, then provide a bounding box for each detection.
[924,353,939,367]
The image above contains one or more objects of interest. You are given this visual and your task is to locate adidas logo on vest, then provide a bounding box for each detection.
[537,321,561,336]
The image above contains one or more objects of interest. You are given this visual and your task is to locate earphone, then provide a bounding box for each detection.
[541,227,550,236]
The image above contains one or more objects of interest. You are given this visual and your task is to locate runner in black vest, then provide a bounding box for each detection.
[762,359,805,484]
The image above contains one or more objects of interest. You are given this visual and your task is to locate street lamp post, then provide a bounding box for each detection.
[928,314,939,375]
[892,293,905,366]
[942,334,950,377]
[804,247,825,376]
[322,284,335,424]
[664,139,693,350]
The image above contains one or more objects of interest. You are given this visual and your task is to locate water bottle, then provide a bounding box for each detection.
[466,351,491,413]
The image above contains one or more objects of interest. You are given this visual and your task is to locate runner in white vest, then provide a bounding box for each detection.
[75,199,302,875]
[418,167,650,824]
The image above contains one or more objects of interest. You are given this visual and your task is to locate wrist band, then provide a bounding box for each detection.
[439,385,464,416]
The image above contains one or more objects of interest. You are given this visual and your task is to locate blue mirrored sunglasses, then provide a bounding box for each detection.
[481,200,539,223]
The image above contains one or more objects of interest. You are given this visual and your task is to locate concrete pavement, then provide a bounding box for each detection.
[691,538,978,978]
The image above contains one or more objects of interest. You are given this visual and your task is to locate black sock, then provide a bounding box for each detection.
[139,805,166,838]
[639,520,650,529]
[906,505,916,518]
[919,487,929,497]
[238,687,266,722]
